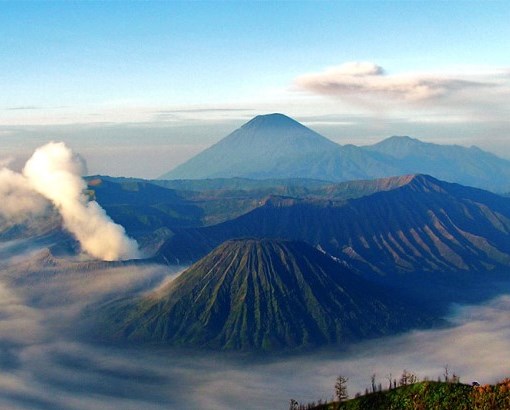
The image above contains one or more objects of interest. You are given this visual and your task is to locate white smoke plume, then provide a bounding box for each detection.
[0,142,140,261]
[0,168,49,223]
[21,142,141,261]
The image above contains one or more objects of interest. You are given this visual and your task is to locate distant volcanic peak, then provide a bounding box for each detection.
[366,135,429,158]
[160,112,341,180]
[374,135,424,148]
[242,113,306,130]
[238,113,334,143]
[387,135,421,143]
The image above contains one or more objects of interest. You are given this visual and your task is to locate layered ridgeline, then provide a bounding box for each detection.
[156,174,510,275]
[160,113,510,192]
[97,239,434,351]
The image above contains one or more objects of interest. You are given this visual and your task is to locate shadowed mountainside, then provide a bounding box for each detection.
[156,175,510,277]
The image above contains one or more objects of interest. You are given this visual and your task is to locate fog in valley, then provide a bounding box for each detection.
[2,239,510,409]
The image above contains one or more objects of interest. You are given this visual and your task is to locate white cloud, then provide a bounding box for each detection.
[295,62,509,104]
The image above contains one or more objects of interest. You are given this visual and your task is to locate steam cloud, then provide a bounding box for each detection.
[0,142,140,261]
[0,168,49,223]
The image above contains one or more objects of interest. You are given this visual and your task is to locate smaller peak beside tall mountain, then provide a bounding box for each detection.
[367,135,424,157]
[364,136,510,191]
[96,238,435,351]
[366,135,486,158]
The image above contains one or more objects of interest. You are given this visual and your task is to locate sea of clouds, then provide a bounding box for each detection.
[1,236,510,409]
[2,143,510,409]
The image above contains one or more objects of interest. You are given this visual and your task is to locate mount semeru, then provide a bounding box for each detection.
[96,239,435,351]
[160,113,510,192]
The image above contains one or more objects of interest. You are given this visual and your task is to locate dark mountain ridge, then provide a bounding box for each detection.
[156,174,510,277]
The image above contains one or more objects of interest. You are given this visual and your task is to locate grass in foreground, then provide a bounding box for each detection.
[292,377,510,410]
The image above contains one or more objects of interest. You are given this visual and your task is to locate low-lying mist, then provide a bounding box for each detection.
[1,239,510,409]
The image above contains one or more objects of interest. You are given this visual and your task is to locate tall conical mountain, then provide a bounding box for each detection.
[160,113,398,181]
[161,113,336,179]
[160,114,510,192]
[97,239,433,351]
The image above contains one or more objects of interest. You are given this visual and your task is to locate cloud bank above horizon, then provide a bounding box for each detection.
[294,62,510,108]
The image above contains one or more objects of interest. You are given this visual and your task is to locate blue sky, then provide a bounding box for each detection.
[1,1,510,177]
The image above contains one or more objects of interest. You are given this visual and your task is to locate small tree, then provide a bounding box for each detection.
[386,373,393,390]
[443,365,450,382]
[335,375,349,402]
[400,369,409,386]
[399,369,418,386]
[289,398,298,410]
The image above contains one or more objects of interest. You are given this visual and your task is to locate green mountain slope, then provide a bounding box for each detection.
[306,379,510,410]
[96,239,434,351]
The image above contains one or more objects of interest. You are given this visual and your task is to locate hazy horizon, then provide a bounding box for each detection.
[1,1,510,178]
